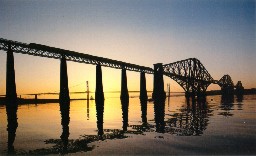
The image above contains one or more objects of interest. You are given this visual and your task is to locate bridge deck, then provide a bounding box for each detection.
[0,38,153,73]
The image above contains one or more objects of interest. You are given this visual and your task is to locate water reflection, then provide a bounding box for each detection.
[86,99,90,120]
[129,100,151,133]
[140,100,147,124]
[95,97,104,137]
[219,95,244,117]
[6,102,18,154]
[121,99,129,131]
[220,95,234,117]
[154,99,165,133]
[2,93,252,155]
[165,99,211,136]
[59,99,70,154]
[236,94,243,103]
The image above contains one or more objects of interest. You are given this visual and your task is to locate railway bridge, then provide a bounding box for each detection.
[0,38,243,104]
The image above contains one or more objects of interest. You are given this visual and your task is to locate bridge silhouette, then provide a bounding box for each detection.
[1,37,245,152]
[0,38,243,104]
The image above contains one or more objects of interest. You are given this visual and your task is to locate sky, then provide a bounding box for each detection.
[0,0,255,95]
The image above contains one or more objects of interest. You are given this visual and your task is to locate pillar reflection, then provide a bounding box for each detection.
[59,100,70,153]
[154,99,165,133]
[6,102,18,154]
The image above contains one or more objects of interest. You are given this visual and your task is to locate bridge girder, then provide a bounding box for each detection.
[0,38,153,74]
[163,58,214,95]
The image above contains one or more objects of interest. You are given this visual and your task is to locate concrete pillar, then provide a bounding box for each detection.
[6,45,17,104]
[140,72,148,102]
[95,64,104,103]
[140,72,147,124]
[152,63,166,102]
[120,68,129,103]
[59,55,70,104]
[95,64,104,136]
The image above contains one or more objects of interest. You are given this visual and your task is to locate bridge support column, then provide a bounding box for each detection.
[95,64,104,136]
[140,72,147,123]
[140,72,148,102]
[59,55,70,148]
[6,45,17,104]
[120,68,129,103]
[59,55,70,105]
[152,63,166,102]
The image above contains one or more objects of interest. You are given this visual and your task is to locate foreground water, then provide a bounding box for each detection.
[0,94,255,155]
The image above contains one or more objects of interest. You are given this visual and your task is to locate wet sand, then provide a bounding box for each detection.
[85,132,255,155]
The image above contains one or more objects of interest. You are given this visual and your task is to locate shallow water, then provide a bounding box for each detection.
[0,94,255,155]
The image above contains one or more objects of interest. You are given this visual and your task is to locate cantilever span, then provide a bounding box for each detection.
[162,58,215,95]
[0,38,153,74]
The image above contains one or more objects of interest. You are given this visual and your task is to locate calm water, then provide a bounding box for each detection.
[0,93,255,155]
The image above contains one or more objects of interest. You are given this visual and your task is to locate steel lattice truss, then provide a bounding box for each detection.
[218,75,234,88]
[0,38,153,74]
[163,58,214,93]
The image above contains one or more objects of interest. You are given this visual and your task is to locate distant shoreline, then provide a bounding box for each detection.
[0,89,255,105]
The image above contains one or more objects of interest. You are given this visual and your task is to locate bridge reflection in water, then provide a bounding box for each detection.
[4,93,245,154]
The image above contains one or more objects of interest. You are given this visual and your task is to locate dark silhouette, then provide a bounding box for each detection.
[152,63,166,102]
[59,98,70,154]
[120,67,129,131]
[140,100,147,124]
[163,58,213,99]
[139,72,148,103]
[219,95,234,117]
[2,38,251,155]
[120,68,129,103]
[59,55,70,153]
[6,101,18,154]
[121,100,129,132]
[5,45,18,154]
[59,55,70,104]
[1,38,244,102]
[154,99,165,133]
[95,64,104,137]
[235,81,244,101]
[86,99,90,120]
